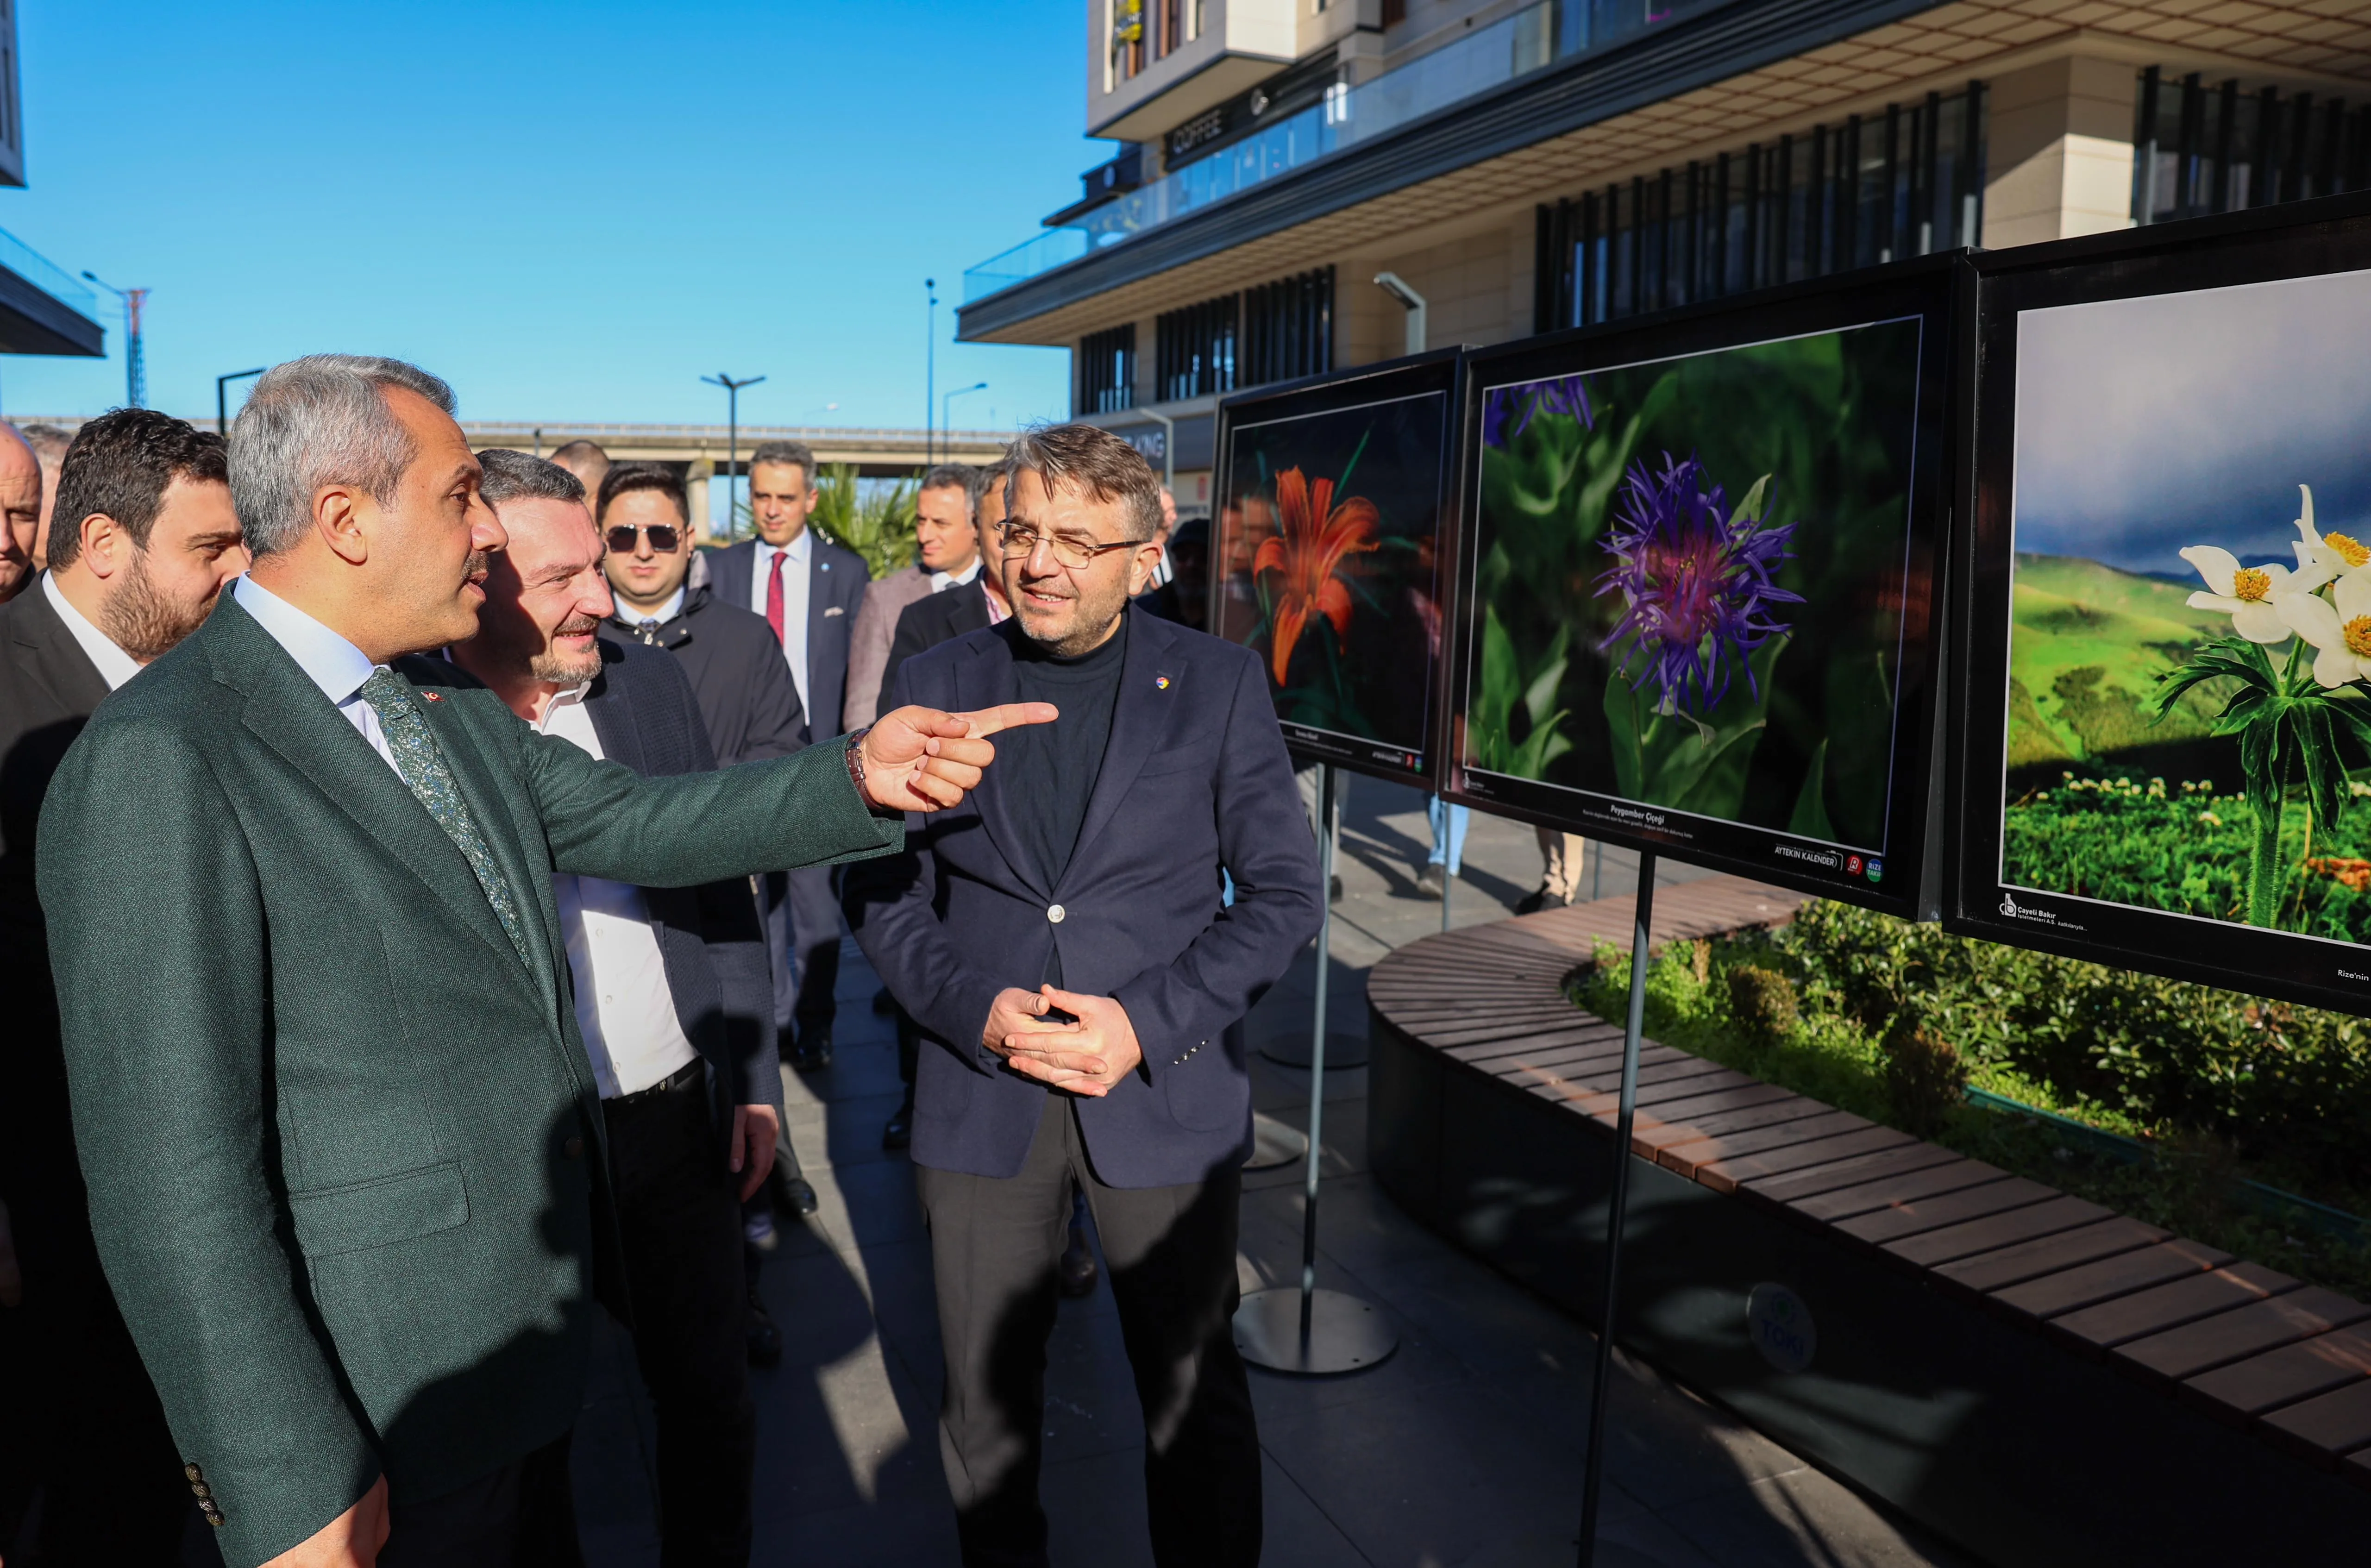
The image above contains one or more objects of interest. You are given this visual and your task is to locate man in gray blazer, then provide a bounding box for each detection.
[38,356,1047,1568]
[703,439,868,1071]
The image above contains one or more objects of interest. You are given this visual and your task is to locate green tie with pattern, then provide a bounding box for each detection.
[358,670,533,967]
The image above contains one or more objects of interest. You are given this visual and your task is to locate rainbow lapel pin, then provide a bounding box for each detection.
[1155,675,1172,690]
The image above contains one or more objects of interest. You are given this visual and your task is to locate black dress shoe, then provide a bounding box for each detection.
[882,1094,914,1150]
[1058,1223,1098,1298]
[1513,884,1551,916]
[1329,873,1345,903]
[790,1026,833,1072]
[746,1288,783,1368]
[771,1171,819,1218]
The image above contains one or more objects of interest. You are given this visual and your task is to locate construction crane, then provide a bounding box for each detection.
[82,271,148,408]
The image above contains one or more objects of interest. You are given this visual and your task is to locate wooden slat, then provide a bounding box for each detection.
[1631,1088,1822,1148]
[1883,1195,2112,1270]
[1692,1124,1910,1193]
[1789,1159,2008,1225]
[1658,1109,1876,1179]
[1735,1141,1968,1208]
[2103,1278,2351,1378]
[1834,1178,2054,1247]
[1985,1237,2231,1323]
[2259,1380,2371,1468]
[1934,1217,2171,1301]
[2180,1328,2371,1429]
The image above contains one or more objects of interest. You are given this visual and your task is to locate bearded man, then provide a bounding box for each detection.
[0,408,249,1562]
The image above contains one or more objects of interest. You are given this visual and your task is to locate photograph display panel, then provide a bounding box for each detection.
[1212,353,1458,783]
[1952,209,2371,1010]
[1447,265,1952,915]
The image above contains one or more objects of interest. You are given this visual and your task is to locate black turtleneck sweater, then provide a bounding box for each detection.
[1004,616,1130,978]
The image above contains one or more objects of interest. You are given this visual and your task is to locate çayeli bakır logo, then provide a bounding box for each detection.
[2000,892,2058,924]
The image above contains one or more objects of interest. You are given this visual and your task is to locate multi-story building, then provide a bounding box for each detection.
[958,0,2370,514]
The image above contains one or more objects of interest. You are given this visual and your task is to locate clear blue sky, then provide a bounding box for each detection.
[0,0,1104,433]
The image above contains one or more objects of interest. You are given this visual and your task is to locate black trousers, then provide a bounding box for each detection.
[766,866,841,1042]
[0,993,195,1566]
[916,1096,1261,1568]
[604,1072,758,1568]
[379,1434,579,1568]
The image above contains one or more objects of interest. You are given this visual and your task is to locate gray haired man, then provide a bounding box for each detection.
[703,439,872,1073]
[36,355,1048,1568]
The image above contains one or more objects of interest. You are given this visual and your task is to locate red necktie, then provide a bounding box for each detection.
[766,549,789,648]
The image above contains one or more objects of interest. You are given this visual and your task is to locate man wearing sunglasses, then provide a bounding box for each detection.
[599,461,821,1367]
[845,423,1319,1568]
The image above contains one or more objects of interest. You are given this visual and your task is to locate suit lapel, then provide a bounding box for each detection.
[1063,608,1181,884]
[207,602,537,983]
[582,659,645,775]
[414,684,565,1010]
[955,627,1048,901]
[11,585,113,717]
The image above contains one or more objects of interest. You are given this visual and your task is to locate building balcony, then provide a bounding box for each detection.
[1089,0,1299,143]
[0,225,103,357]
[967,0,1730,309]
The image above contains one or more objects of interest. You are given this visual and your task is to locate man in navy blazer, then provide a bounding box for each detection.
[846,425,1319,1568]
[703,439,868,1072]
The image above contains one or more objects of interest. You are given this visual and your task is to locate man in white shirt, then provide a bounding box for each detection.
[447,449,776,1566]
[703,440,871,1072]
[0,408,246,1564]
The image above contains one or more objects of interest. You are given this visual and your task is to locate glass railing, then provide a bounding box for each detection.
[0,226,98,320]
[964,0,1731,303]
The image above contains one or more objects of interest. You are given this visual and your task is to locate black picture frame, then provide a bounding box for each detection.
[1946,191,2371,1013]
[1440,252,1964,920]
[1209,346,1465,786]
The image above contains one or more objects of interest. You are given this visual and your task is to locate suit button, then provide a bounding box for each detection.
[563,1135,585,1160]
[1048,904,1066,924]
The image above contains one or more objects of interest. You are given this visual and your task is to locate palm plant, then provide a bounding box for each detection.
[809,463,919,579]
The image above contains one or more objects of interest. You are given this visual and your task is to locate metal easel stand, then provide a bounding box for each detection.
[1575,851,1656,1567]
[1233,763,1399,1375]
[1259,766,1366,1068]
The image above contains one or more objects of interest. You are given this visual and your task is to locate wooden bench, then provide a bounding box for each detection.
[1366,873,2371,1563]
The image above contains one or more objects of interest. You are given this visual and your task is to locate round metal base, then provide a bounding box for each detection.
[1233,1287,1398,1376]
[1242,1112,1309,1171]
[1255,1030,1369,1070]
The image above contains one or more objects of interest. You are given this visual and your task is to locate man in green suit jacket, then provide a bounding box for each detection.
[36,355,1051,1568]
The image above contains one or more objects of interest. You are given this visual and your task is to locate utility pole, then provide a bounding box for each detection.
[216,367,264,438]
[925,277,938,465]
[943,382,987,454]
[701,372,765,539]
[84,272,150,407]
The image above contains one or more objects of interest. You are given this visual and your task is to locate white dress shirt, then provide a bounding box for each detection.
[232,575,403,778]
[42,572,142,692]
[751,529,812,710]
[621,585,686,633]
[928,557,983,593]
[539,683,700,1099]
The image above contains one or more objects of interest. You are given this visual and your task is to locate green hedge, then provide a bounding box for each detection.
[1575,902,2371,1298]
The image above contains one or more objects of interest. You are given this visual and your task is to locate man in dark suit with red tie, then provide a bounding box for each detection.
[704,440,869,1073]
[846,425,1320,1568]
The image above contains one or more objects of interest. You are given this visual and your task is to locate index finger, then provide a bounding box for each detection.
[953,702,1060,738]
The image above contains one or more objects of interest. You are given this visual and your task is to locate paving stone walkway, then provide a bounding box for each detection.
[573,778,1977,1567]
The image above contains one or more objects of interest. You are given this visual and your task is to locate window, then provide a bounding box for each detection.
[1243,268,1335,387]
[1079,324,1138,414]
[1533,82,1986,330]
[1156,293,1240,401]
[2131,66,2371,224]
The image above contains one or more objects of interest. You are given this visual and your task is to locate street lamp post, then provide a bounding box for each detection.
[701,372,766,539]
[216,367,265,438]
[941,382,987,454]
[924,278,938,466]
[83,272,151,408]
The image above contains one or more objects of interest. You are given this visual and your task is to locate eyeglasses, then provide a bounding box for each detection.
[999,523,1137,571]
[606,524,682,554]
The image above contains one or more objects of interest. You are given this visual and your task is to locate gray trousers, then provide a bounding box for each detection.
[916,1097,1261,1568]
